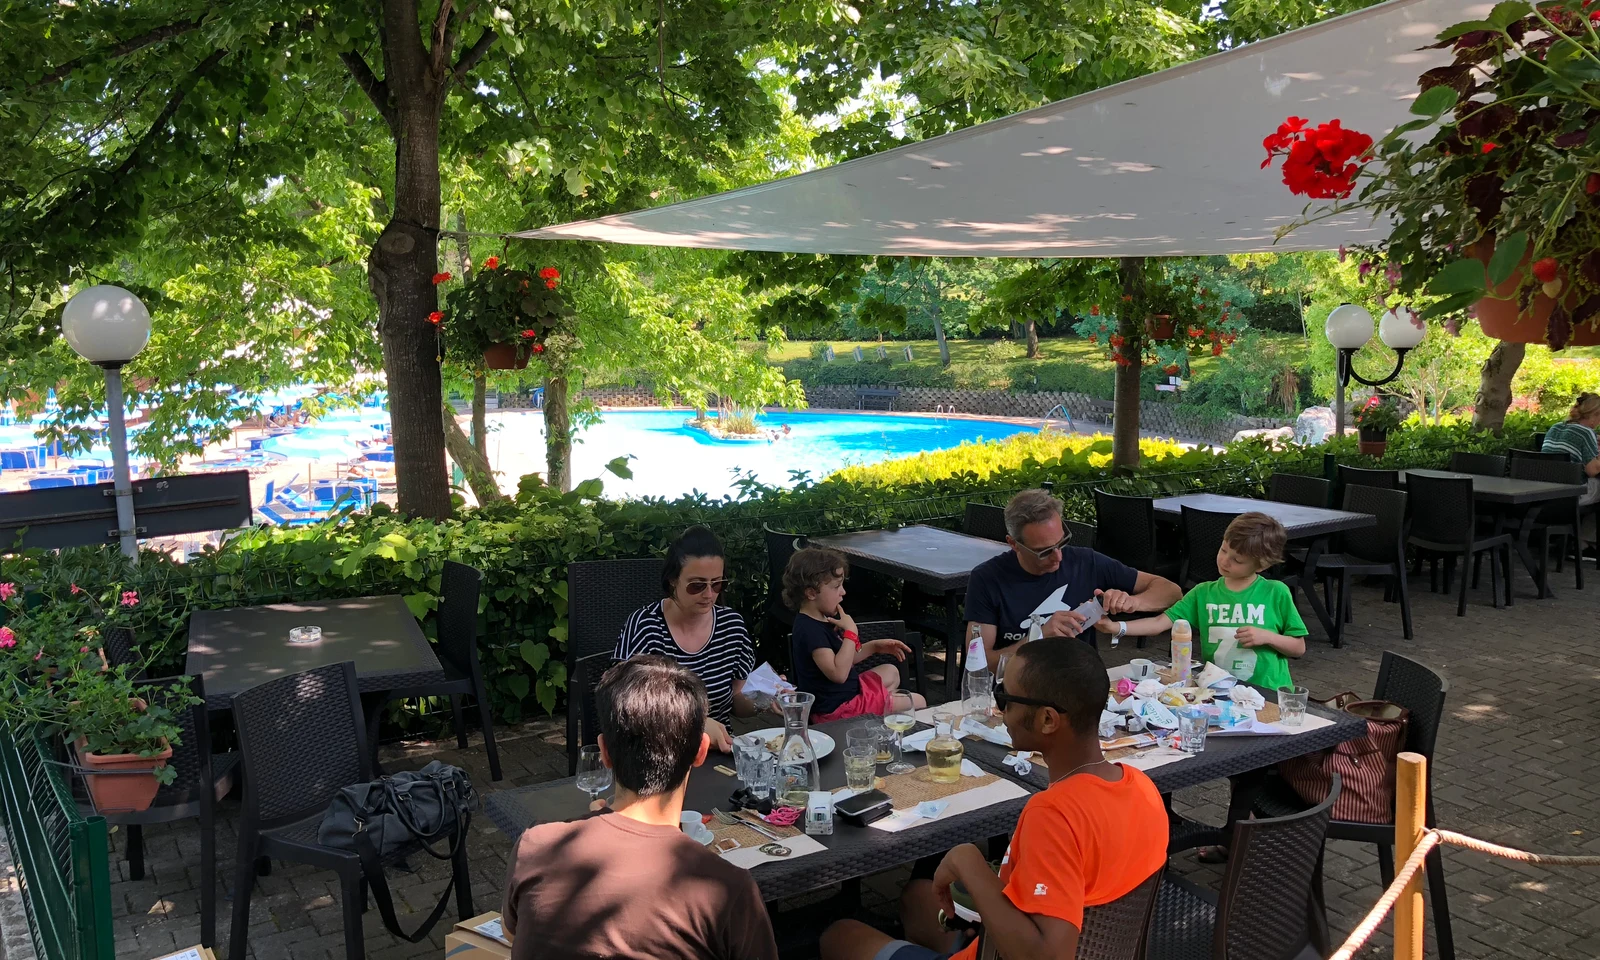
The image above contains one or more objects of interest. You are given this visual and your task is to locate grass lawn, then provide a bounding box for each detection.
[763,332,1311,380]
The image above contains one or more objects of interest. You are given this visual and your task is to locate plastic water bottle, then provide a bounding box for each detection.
[1170,618,1193,683]
[963,623,994,719]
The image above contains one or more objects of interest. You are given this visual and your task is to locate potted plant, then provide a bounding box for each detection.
[61,667,198,813]
[438,258,574,370]
[1262,1,1600,348]
[1353,396,1404,456]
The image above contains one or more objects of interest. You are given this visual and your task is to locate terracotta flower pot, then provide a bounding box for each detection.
[482,342,530,370]
[1358,426,1388,457]
[1145,315,1176,341]
[1470,241,1600,347]
[76,736,170,814]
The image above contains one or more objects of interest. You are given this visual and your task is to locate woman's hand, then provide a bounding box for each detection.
[704,717,734,752]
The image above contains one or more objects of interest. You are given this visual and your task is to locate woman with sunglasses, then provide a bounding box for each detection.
[614,526,759,752]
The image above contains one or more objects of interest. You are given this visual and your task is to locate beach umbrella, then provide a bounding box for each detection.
[260,431,366,461]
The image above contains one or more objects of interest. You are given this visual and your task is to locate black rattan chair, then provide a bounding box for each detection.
[1449,452,1507,477]
[1509,447,1566,464]
[1094,490,1173,576]
[1254,653,1455,960]
[1148,777,1341,960]
[975,866,1163,960]
[1269,473,1331,509]
[962,502,1008,543]
[99,674,235,948]
[1064,518,1097,551]
[764,524,808,640]
[1314,486,1412,642]
[1532,431,1547,449]
[787,620,927,700]
[1509,457,1587,590]
[102,626,143,677]
[569,650,612,756]
[1406,472,1513,615]
[1337,464,1399,491]
[228,662,474,960]
[365,561,501,780]
[566,558,665,774]
[1179,505,1237,588]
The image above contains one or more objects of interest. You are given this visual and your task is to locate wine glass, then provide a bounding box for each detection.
[575,745,611,807]
[883,691,917,775]
[995,652,1012,687]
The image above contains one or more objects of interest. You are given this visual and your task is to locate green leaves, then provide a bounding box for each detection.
[1487,1,1533,29]
[520,640,549,671]
[1410,84,1459,119]
[1427,258,1488,297]
[1487,232,1527,287]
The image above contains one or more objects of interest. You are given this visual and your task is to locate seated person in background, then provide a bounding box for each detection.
[966,489,1182,665]
[502,656,778,960]
[1542,392,1600,507]
[786,546,927,722]
[820,638,1169,960]
[1100,511,1305,690]
[614,525,759,752]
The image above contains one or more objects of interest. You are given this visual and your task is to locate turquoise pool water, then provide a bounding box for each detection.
[485,409,1040,500]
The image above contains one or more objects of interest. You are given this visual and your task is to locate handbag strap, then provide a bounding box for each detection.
[352,818,460,943]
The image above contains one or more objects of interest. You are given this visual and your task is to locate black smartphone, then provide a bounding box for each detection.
[835,788,893,825]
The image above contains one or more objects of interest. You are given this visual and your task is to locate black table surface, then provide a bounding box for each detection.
[484,717,1033,902]
[186,595,445,708]
[812,525,1011,593]
[1402,469,1588,505]
[960,698,1365,794]
[1151,493,1375,540]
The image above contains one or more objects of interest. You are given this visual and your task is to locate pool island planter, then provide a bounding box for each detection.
[685,417,766,442]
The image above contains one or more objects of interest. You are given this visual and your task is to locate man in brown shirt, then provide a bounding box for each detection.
[502,655,778,960]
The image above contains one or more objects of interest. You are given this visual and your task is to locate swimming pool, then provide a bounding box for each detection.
[484,409,1040,500]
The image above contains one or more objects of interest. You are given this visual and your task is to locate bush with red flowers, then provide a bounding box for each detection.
[440,263,573,367]
[1266,1,1600,347]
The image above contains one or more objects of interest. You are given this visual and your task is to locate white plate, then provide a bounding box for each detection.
[749,728,836,760]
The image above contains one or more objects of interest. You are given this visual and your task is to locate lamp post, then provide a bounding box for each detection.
[1325,303,1427,436]
[61,285,152,562]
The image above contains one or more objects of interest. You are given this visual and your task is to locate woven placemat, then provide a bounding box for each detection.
[880,769,1000,809]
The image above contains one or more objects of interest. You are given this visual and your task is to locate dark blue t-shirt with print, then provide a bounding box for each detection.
[791,614,865,715]
[964,547,1139,650]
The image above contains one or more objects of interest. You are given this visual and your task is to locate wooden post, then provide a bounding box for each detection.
[1394,751,1428,960]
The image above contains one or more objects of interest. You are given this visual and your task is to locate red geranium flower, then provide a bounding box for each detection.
[539,267,561,281]
[483,256,500,270]
[431,272,452,285]
[1212,343,1224,357]
[1090,304,1100,316]
[520,279,530,291]
[1588,173,1600,195]
[533,344,545,354]
[1263,116,1372,199]
[520,329,539,339]
[1088,335,1097,343]
[1187,326,1203,338]
[428,311,443,325]
[545,279,558,289]
[1110,334,1125,348]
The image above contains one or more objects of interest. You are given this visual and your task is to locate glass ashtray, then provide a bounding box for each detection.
[288,625,323,644]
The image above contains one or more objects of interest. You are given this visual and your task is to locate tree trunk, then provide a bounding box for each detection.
[544,375,572,492]
[1472,340,1526,434]
[442,403,504,504]
[1025,318,1040,359]
[930,293,951,368]
[1113,258,1146,470]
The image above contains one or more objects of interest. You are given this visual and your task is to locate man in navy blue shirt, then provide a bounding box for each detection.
[966,490,1181,664]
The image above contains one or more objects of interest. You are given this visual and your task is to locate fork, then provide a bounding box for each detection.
[710,808,741,825]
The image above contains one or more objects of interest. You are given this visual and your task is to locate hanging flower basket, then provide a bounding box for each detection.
[1470,241,1600,347]
[482,342,531,370]
[1145,315,1176,341]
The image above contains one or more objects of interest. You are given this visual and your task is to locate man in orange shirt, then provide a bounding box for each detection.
[821,639,1169,960]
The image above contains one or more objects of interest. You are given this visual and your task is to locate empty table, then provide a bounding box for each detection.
[1151,493,1375,644]
[186,595,445,708]
[812,525,1011,697]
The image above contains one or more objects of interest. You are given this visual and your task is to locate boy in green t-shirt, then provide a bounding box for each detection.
[1096,512,1306,688]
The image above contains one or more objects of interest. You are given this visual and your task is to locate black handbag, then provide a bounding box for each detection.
[318,760,476,942]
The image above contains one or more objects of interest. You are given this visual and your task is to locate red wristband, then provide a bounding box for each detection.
[841,629,860,648]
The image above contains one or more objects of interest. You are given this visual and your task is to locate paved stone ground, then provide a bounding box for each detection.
[103,556,1600,959]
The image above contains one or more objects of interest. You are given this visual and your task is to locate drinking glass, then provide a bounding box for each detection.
[747,747,777,799]
[732,734,762,784]
[994,652,1012,686]
[1277,685,1310,727]
[843,745,878,792]
[846,726,881,760]
[964,672,995,724]
[574,745,611,804]
[1177,707,1208,754]
[883,691,917,775]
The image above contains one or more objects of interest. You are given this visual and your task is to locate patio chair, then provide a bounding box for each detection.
[566,558,664,774]
[1509,447,1566,465]
[568,650,612,757]
[228,661,474,960]
[1336,464,1399,493]
[1147,776,1341,960]
[101,626,145,679]
[1406,472,1513,615]
[97,674,235,947]
[1254,653,1455,960]
[973,866,1163,960]
[1449,451,1507,477]
[1269,472,1331,509]
[1508,457,1587,590]
[27,475,76,489]
[1064,518,1096,552]
[961,502,1008,543]
[364,561,501,781]
[1179,505,1237,588]
[1093,489,1176,579]
[1314,485,1412,643]
[763,524,808,655]
[789,620,927,699]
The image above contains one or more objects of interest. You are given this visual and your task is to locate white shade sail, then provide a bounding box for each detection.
[517,0,1479,258]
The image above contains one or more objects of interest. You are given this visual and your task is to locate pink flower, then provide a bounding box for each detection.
[79,645,88,654]
[0,583,13,602]
[33,651,42,661]
[120,590,139,607]
[0,627,13,649]
[1385,264,1402,288]
[1358,261,1375,281]
[1338,245,1348,263]
[70,584,81,595]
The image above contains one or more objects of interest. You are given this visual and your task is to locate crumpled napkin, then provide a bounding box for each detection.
[1003,751,1037,777]
[901,728,937,752]
[1106,694,1135,715]
[1133,678,1167,700]
[960,758,985,777]
[1229,685,1266,711]
[959,717,1013,746]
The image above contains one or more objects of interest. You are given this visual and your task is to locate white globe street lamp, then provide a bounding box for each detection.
[61,285,152,561]
[1325,303,1426,436]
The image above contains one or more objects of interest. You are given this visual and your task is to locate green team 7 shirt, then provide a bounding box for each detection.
[1164,575,1306,690]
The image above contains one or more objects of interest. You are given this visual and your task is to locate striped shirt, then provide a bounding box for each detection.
[1542,421,1599,466]
[614,602,755,724]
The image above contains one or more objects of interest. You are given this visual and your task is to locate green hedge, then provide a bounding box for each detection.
[2,413,1556,727]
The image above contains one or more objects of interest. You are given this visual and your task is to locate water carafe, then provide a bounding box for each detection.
[776,692,822,806]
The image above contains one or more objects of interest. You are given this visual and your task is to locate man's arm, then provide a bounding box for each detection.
[934,845,1079,960]
[1124,570,1182,612]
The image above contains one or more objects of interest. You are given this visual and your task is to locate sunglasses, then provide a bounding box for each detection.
[994,683,1071,714]
[684,578,730,596]
[1015,533,1072,561]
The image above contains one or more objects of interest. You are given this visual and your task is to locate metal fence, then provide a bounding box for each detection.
[0,728,114,960]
